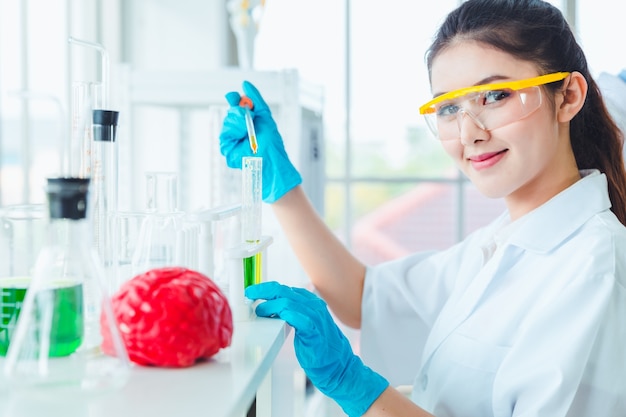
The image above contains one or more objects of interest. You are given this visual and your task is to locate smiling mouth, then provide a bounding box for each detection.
[468,149,508,162]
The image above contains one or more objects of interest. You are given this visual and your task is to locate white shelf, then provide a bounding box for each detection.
[0,318,295,417]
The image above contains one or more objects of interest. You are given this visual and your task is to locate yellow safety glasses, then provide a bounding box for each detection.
[419,72,570,140]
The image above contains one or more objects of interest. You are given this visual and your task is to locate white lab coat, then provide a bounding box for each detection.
[360,170,626,417]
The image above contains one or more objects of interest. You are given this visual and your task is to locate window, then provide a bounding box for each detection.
[255,0,503,265]
[255,0,626,266]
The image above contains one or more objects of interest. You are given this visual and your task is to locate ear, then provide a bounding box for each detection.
[557,71,588,123]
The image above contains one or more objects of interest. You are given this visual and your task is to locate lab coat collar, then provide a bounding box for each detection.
[419,171,611,373]
[501,170,611,253]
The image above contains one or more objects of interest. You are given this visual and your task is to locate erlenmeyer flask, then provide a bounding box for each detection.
[3,177,129,397]
[131,172,185,276]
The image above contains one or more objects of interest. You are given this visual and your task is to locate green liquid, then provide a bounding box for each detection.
[243,252,262,289]
[0,277,84,357]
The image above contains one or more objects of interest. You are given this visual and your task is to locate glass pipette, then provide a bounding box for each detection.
[239,96,258,154]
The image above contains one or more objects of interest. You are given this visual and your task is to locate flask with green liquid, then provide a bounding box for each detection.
[4,177,129,396]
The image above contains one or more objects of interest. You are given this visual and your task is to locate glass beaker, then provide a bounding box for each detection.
[3,177,129,398]
[109,210,146,291]
[0,204,46,356]
[131,172,186,276]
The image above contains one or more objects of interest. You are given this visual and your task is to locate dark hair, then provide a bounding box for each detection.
[426,0,626,225]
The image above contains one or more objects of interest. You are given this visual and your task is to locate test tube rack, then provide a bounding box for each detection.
[225,235,273,322]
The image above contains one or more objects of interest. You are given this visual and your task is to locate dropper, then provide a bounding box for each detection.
[239,96,258,154]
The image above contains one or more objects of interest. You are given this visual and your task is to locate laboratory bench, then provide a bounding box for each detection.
[0,317,304,417]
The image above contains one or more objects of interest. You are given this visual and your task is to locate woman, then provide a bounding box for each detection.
[219,0,626,415]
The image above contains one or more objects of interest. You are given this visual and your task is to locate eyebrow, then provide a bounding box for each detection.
[432,75,512,98]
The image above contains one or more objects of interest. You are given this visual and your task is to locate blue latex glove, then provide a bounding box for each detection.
[246,281,389,417]
[219,81,302,203]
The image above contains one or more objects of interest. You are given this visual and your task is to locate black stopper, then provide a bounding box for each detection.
[92,109,119,142]
[46,177,91,220]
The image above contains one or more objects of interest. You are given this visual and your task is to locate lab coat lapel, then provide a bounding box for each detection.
[420,237,512,368]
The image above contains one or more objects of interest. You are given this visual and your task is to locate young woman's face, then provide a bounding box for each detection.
[430,41,580,218]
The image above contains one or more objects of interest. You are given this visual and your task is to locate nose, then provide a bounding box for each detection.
[457,110,488,145]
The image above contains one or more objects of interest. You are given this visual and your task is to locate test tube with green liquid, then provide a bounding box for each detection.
[242,156,262,288]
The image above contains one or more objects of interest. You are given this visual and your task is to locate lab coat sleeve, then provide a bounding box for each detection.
[492,271,626,417]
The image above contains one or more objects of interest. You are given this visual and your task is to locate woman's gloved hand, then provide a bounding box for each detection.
[219,81,302,203]
[245,281,389,417]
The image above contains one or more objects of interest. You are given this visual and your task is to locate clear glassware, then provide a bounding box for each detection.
[131,172,186,276]
[241,157,262,288]
[3,177,129,398]
[91,109,120,269]
[0,204,46,357]
[109,210,145,292]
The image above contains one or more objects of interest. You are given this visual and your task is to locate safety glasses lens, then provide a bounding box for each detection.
[423,86,542,140]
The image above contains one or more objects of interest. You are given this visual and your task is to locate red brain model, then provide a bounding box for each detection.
[101,267,233,367]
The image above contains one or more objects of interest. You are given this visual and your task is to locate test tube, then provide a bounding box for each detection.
[241,156,262,288]
[91,110,119,267]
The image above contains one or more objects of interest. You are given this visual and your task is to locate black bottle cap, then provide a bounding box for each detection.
[47,177,91,220]
[93,109,119,142]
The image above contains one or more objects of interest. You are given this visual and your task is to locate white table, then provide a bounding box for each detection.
[0,317,300,417]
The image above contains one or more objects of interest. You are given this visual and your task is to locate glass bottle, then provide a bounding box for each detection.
[3,177,129,398]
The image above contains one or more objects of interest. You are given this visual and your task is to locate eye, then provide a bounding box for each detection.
[482,89,513,105]
[436,103,460,117]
